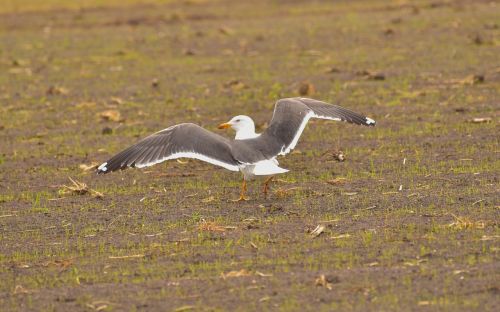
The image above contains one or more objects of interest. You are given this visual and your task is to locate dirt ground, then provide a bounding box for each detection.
[0,0,498,311]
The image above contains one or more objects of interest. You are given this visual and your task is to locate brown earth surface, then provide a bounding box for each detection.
[0,0,499,311]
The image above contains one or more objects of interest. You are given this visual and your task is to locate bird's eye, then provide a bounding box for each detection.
[236,119,240,122]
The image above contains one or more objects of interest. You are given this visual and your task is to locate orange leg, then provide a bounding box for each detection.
[262,176,273,199]
[232,177,250,202]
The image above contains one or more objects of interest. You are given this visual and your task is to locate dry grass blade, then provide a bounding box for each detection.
[319,218,340,223]
[480,235,499,241]
[218,26,235,35]
[273,187,301,198]
[224,79,246,91]
[442,74,485,87]
[152,172,196,178]
[79,162,98,171]
[403,259,427,267]
[447,214,485,230]
[221,269,251,279]
[108,254,145,259]
[13,285,31,295]
[330,234,351,240]
[201,195,215,203]
[43,258,74,269]
[310,224,326,238]
[109,96,123,105]
[472,199,485,205]
[99,110,122,122]
[86,301,112,311]
[62,177,89,195]
[342,192,358,196]
[75,101,96,109]
[197,220,226,232]
[61,177,104,198]
[315,274,333,290]
[327,177,347,185]
[469,117,492,123]
[460,74,484,85]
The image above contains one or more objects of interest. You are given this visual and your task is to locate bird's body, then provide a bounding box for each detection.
[97,97,375,200]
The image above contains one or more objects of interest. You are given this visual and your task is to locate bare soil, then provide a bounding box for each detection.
[0,0,499,311]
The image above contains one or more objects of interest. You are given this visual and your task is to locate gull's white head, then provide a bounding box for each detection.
[218,115,259,140]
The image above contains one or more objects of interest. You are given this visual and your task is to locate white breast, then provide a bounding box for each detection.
[235,131,260,140]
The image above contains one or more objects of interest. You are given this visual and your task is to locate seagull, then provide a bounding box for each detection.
[97,97,375,201]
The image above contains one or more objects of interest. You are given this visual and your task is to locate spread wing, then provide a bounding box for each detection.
[251,97,375,157]
[97,123,240,173]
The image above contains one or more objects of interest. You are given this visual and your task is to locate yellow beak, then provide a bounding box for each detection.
[218,123,231,129]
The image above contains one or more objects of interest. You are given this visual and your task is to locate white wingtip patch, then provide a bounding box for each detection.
[366,117,376,125]
[98,162,108,172]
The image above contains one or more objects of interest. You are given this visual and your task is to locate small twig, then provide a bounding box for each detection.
[109,254,144,259]
[472,199,484,206]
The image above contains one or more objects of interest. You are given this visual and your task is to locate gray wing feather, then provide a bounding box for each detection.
[235,98,375,162]
[295,97,376,126]
[97,123,240,173]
